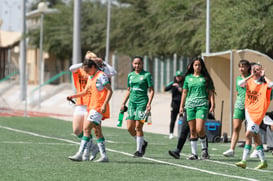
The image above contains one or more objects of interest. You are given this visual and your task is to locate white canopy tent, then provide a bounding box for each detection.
[202,49,273,139]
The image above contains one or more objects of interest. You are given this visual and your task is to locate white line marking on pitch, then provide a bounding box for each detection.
[0,125,259,181]
[1,141,75,145]
[180,153,273,173]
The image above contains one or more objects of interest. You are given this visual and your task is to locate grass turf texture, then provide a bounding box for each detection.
[0,117,273,181]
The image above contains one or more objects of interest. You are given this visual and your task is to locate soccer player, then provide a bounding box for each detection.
[235,63,273,169]
[120,56,154,157]
[68,58,113,162]
[179,57,215,160]
[68,51,116,161]
[68,53,99,161]
[223,60,251,157]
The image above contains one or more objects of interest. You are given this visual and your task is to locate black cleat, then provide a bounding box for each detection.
[133,151,143,158]
[201,149,210,160]
[142,140,148,156]
[187,154,198,160]
[168,150,180,159]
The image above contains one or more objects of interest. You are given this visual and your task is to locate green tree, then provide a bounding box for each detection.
[27,0,273,64]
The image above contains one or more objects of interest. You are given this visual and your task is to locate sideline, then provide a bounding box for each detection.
[0,125,259,181]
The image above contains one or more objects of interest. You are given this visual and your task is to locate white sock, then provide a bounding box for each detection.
[242,145,251,161]
[137,136,144,152]
[83,140,92,155]
[257,149,265,161]
[78,139,88,154]
[199,136,207,150]
[98,141,107,158]
[256,145,265,161]
[190,139,198,155]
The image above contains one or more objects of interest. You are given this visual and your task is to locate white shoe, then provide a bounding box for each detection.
[250,149,259,158]
[89,144,100,161]
[223,149,234,157]
[169,134,175,139]
[68,152,83,161]
[95,156,109,162]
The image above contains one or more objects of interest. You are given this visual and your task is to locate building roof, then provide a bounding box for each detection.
[0,30,21,48]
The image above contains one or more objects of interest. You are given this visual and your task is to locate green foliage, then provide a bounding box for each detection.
[26,0,273,65]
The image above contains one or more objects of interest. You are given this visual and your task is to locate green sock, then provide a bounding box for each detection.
[77,131,83,139]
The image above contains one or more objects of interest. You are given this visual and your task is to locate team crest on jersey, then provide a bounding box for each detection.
[200,78,203,81]
[140,76,144,80]
[189,78,193,81]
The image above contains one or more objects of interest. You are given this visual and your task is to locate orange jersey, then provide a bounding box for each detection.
[87,71,110,120]
[245,78,272,125]
[72,68,91,105]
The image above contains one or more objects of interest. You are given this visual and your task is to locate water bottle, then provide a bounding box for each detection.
[144,111,152,125]
[147,112,152,125]
[177,114,183,137]
[117,106,128,127]
[117,111,124,127]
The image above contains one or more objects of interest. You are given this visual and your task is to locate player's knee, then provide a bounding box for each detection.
[73,128,82,136]
[233,126,241,133]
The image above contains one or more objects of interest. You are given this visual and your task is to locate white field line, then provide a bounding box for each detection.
[0,125,260,181]
[180,153,273,173]
[1,141,75,145]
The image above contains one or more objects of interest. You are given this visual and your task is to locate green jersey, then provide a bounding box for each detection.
[183,74,210,108]
[234,76,247,110]
[127,70,153,105]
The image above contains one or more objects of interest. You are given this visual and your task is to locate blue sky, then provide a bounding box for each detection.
[0,0,35,32]
[0,0,118,32]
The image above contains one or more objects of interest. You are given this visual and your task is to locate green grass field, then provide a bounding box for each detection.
[0,117,273,181]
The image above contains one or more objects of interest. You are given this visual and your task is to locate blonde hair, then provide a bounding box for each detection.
[85,51,97,59]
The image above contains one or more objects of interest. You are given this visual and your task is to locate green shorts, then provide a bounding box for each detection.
[186,106,208,121]
[126,102,146,121]
[233,108,245,120]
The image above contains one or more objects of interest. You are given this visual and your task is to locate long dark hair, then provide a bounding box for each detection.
[239,59,251,74]
[185,57,215,93]
[173,75,184,87]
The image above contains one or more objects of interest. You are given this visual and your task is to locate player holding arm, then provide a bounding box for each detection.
[236,63,273,169]
[68,58,113,162]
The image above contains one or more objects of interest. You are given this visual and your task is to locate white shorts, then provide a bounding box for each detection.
[86,109,103,125]
[73,105,87,116]
[245,108,260,134]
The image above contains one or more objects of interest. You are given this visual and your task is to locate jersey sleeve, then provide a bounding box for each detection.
[127,73,131,88]
[146,72,154,87]
[183,76,189,89]
[98,73,110,86]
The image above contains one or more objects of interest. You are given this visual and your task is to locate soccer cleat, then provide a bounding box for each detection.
[82,152,90,161]
[223,149,234,157]
[168,150,180,159]
[169,134,175,139]
[95,156,109,163]
[250,149,259,158]
[68,152,83,161]
[235,160,246,169]
[133,151,143,158]
[141,140,148,156]
[255,161,268,169]
[89,144,100,161]
[201,149,210,160]
[187,154,198,160]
